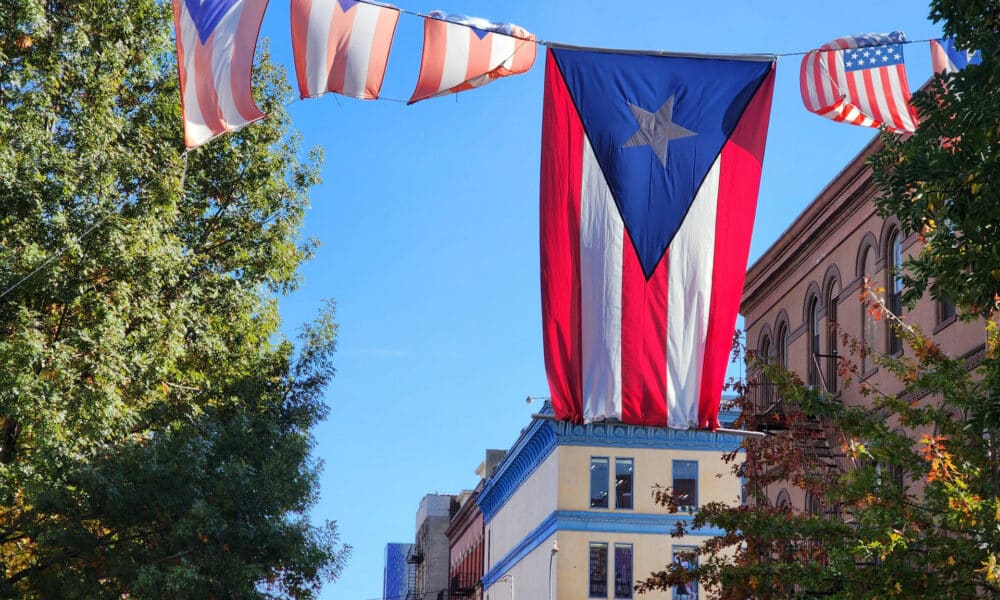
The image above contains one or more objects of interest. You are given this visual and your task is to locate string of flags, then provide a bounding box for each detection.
[173,0,983,150]
[168,0,985,430]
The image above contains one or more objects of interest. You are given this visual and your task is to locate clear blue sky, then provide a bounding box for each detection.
[249,2,943,598]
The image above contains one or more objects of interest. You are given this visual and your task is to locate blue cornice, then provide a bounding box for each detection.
[552,420,743,451]
[476,418,743,523]
[476,419,558,523]
[482,510,724,589]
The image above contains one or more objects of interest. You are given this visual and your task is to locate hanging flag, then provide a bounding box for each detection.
[290,0,400,100]
[173,0,269,149]
[930,37,981,74]
[408,12,536,104]
[799,32,918,133]
[540,47,776,430]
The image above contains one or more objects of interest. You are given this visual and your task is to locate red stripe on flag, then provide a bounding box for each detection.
[365,6,399,98]
[231,0,267,122]
[620,240,668,426]
[290,0,312,98]
[541,52,584,423]
[465,29,493,82]
[326,1,356,95]
[410,18,448,103]
[193,36,225,137]
[697,65,775,430]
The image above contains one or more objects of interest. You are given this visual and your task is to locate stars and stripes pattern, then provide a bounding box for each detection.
[800,32,918,133]
[290,0,400,100]
[173,0,269,149]
[409,12,536,104]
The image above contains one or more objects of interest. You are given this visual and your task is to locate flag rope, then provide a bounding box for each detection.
[354,0,935,58]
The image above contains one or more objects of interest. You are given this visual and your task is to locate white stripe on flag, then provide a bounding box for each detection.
[342,3,380,98]
[438,22,471,93]
[179,9,212,145]
[212,4,243,127]
[886,66,915,131]
[490,32,514,72]
[305,0,335,96]
[803,52,822,111]
[579,137,623,422]
[666,157,720,429]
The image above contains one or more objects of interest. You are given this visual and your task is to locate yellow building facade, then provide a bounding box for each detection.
[477,407,742,600]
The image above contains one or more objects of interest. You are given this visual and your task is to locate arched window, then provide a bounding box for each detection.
[826,282,839,394]
[775,321,788,369]
[805,492,823,516]
[775,489,791,510]
[860,245,877,372]
[887,231,903,355]
[759,333,772,405]
[807,296,820,387]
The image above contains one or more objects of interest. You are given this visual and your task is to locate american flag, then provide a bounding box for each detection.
[800,32,918,133]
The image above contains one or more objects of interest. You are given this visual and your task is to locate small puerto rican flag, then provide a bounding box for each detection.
[930,37,981,74]
[290,0,400,100]
[173,0,269,149]
[409,12,536,104]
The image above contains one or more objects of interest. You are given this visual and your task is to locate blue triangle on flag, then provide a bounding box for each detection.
[550,48,771,279]
[184,0,239,44]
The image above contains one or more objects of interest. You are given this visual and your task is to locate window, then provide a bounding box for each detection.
[807,296,820,387]
[614,544,634,598]
[775,321,788,368]
[758,334,773,406]
[591,457,610,508]
[826,288,838,394]
[888,231,903,355]
[672,546,698,599]
[615,458,634,509]
[861,246,877,371]
[938,297,956,324]
[589,542,609,597]
[672,460,698,511]
[806,491,823,516]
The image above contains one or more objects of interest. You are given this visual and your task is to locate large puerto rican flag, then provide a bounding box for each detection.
[173,0,269,149]
[540,47,775,430]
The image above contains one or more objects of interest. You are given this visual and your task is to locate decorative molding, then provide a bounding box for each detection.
[482,512,558,588]
[478,417,741,524]
[553,420,742,451]
[477,420,557,523]
[482,510,725,588]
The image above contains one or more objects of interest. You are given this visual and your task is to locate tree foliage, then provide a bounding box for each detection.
[0,0,348,597]
[640,2,1000,597]
[870,0,1000,317]
[640,304,1000,598]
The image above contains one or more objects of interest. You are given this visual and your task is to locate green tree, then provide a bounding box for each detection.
[0,1,349,597]
[870,0,1000,316]
[639,1,1000,597]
